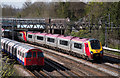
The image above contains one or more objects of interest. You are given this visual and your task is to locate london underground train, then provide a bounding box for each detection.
[17,31,103,60]
[1,38,44,69]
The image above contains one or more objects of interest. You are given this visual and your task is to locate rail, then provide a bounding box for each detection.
[103,46,120,53]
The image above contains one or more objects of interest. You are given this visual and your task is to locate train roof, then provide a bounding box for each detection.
[57,35,74,40]
[71,37,89,43]
[27,32,36,34]
[46,34,60,37]
[1,38,39,53]
[35,32,48,36]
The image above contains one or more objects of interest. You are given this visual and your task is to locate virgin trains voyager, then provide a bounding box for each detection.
[1,38,44,69]
[17,31,103,60]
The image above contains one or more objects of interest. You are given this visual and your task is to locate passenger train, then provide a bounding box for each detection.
[17,31,103,60]
[1,38,44,69]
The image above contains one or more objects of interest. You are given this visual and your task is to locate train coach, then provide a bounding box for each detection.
[17,31,103,60]
[1,38,44,69]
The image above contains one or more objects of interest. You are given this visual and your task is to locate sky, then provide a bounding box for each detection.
[0,0,90,8]
[0,0,120,9]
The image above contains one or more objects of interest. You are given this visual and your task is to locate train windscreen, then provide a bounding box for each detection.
[90,40,100,49]
[26,52,32,58]
[37,52,44,57]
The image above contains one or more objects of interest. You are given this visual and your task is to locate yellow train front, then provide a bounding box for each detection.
[87,39,103,61]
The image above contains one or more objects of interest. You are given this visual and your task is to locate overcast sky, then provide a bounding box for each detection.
[1,0,120,9]
[0,0,90,8]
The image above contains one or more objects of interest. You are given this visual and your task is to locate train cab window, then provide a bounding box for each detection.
[28,35,32,38]
[19,33,22,36]
[26,52,32,58]
[33,52,36,58]
[60,40,68,46]
[47,38,55,43]
[86,44,88,47]
[74,43,82,49]
[37,52,44,57]
[37,36,43,40]
[90,40,100,49]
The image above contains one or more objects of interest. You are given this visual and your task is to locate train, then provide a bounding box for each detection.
[17,31,103,60]
[1,37,44,69]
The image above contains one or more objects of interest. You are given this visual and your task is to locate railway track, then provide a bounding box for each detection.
[31,58,81,77]
[2,51,80,77]
[1,41,120,77]
[24,42,120,77]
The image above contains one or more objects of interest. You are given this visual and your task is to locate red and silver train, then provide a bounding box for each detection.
[1,38,44,69]
[17,31,103,60]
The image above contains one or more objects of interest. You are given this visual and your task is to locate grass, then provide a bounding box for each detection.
[1,52,18,77]
[104,50,120,56]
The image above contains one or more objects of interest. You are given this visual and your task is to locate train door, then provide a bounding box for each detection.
[84,43,90,57]
[32,50,37,65]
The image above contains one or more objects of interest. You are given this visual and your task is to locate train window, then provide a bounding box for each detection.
[60,40,68,46]
[4,43,5,49]
[90,40,100,49]
[15,48,17,56]
[20,52,21,56]
[22,53,24,58]
[47,38,55,43]
[37,36,43,40]
[18,51,19,55]
[33,52,36,58]
[9,46,11,52]
[26,52,32,58]
[37,52,44,57]
[12,46,14,53]
[6,44,8,50]
[28,35,32,38]
[74,43,82,49]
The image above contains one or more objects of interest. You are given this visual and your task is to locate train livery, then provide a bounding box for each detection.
[17,31,103,60]
[1,38,44,68]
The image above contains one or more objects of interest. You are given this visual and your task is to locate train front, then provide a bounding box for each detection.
[24,49,44,69]
[88,39,103,60]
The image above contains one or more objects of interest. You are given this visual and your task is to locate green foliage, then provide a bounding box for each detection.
[0,55,16,77]
[71,29,90,38]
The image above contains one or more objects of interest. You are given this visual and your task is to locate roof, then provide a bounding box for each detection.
[58,35,74,40]
[27,32,36,34]
[1,38,38,53]
[71,37,89,42]
[46,34,60,37]
[35,32,48,36]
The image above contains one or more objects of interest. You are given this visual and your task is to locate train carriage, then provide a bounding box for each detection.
[71,38,87,55]
[16,31,103,61]
[1,38,44,69]
[45,34,60,48]
[27,32,36,43]
[34,33,47,45]
[57,35,74,51]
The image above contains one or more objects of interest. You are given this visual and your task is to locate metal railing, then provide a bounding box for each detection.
[103,46,120,53]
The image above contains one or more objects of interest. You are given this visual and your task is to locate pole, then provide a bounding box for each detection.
[105,22,107,47]
[12,19,14,40]
[0,5,2,77]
